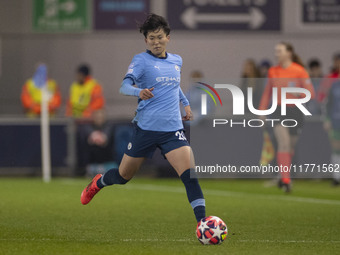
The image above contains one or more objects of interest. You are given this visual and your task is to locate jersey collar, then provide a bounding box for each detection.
[146,50,168,59]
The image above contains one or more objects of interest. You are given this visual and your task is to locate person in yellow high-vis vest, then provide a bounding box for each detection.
[66,64,105,118]
[21,77,62,117]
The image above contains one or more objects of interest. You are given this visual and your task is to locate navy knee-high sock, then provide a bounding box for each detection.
[97,168,129,188]
[180,169,206,222]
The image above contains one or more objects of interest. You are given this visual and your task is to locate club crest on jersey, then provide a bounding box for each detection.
[127,142,132,150]
[175,65,180,72]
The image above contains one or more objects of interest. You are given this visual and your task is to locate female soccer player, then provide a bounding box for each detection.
[259,42,315,192]
[80,14,206,223]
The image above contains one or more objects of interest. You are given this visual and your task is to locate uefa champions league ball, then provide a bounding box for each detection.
[196,216,228,245]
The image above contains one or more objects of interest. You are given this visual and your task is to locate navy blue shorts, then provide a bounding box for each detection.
[125,124,190,158]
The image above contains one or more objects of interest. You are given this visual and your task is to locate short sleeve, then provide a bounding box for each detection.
[124,54,144,83]
[178,55,183,67]
[299,67,315,99]
[299,67,310,79]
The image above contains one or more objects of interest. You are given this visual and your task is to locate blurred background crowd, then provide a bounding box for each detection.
[0,0,340,180]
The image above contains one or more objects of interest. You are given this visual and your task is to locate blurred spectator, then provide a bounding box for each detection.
[317,53,340,103]
[240,59,263,111]
[183,70,212,126]
[259,59,272,78]
[21,65,61,117]
[308,59,323,78]
[330,52,340,74]
[190,70,204,83]
[307,59,323,114]
[66,64,105,118]
[324,79,340,185]
[79,109,116,176]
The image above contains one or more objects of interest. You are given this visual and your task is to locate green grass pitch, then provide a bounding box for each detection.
[0,177,339,255]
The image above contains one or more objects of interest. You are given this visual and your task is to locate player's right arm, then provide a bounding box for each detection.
[119,77,154,99]
[119,77,142,97]
[259,68,274,111]
[120,54,154,100]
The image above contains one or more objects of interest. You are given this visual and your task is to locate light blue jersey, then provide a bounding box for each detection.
[122,50,189,132]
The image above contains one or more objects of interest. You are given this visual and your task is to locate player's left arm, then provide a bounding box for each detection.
[179,88,193,121]
[177,55,192,120]
[300,69,315,99]
[179,87,189,106]
[183,105,193,121]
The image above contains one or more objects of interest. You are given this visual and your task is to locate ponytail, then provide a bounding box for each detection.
[280,42,305,67]
[292,53,305,67]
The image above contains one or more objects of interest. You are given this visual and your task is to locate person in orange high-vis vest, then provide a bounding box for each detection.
[66,64,105,118]
[21,77,61,117]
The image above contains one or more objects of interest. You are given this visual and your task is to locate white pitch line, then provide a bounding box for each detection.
[121,238,194,242]
[1,238,339,244]
[123,184,340,206]
[238,239,340,244]
[59,179,340,206]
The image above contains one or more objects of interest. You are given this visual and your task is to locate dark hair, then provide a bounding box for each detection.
[139,13,170,38]
[77,64,90,76]
[260,59,272,69]
[308,59,321,69]
[279,42,305,67]
[242,59,260,79]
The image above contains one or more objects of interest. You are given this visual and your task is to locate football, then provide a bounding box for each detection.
[196,216,228,245]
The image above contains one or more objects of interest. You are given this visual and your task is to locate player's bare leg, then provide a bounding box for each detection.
[165,145,195,176]
[118,154,145,180]
[274,125,292,192]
